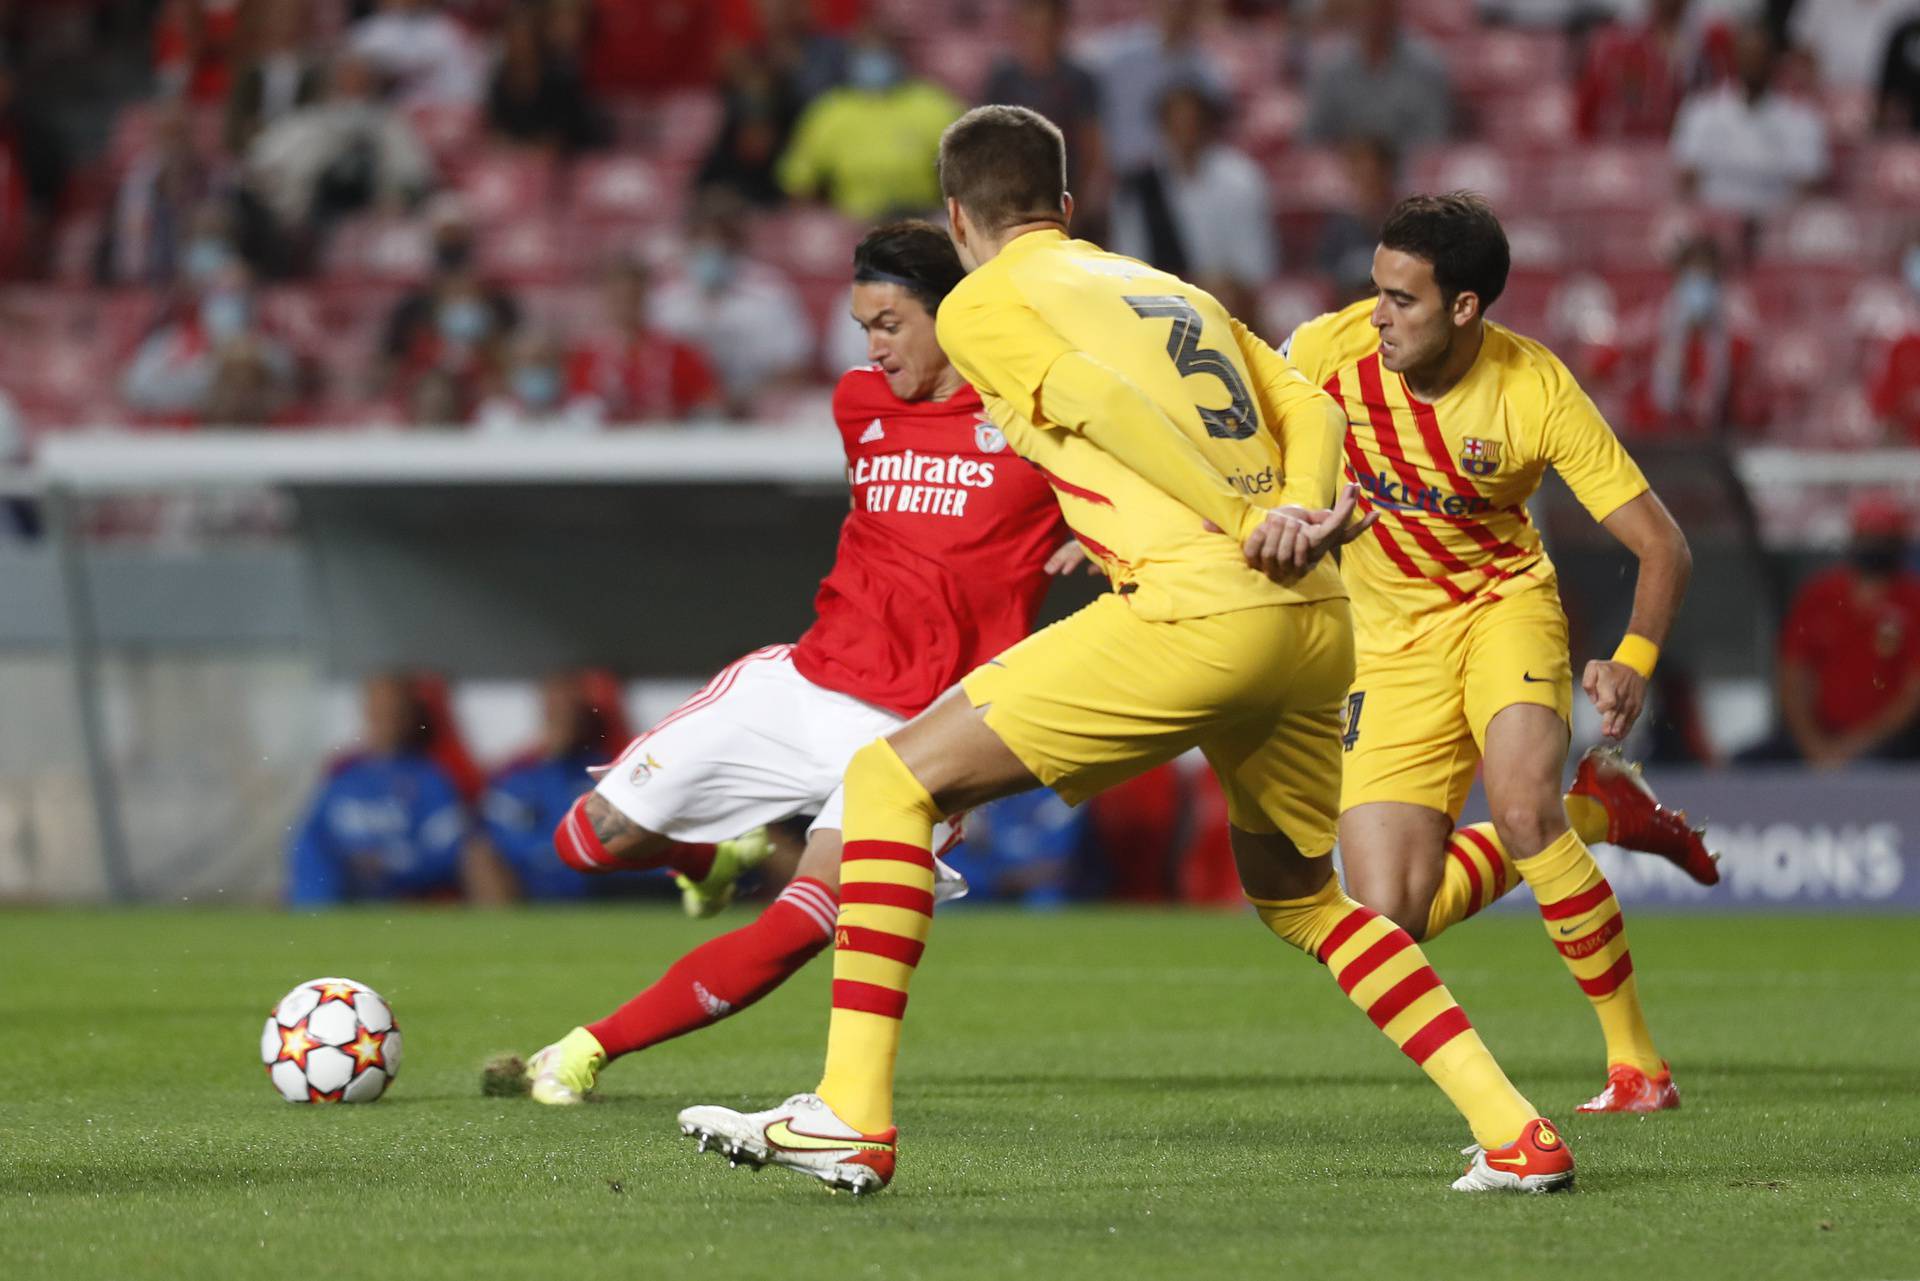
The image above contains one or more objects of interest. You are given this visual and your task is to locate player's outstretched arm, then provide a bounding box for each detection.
[1586,491,1691,741]
[1229,317,1346,510]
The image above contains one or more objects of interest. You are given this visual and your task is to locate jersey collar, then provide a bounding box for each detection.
[996,227,1070,260]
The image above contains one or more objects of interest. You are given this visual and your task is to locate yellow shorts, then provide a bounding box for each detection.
[961,592,1352,858]
[1338,584,1573,818]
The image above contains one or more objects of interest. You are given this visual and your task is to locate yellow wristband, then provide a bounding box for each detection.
[1611,634,1660,679]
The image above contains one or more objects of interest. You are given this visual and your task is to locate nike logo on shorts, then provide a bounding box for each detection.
[1522,672,1551,683]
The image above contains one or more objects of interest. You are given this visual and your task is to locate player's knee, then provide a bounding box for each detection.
[1490,800,1562,861]
[1343,875,1432,940]
[845,739,939,819]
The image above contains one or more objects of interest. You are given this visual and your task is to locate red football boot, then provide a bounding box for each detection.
[1569,746,1720,886]
[1452,1117,1576,1193]
[1577,1061,1682,1114]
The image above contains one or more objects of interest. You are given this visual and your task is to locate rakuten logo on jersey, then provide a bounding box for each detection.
[854,448,998,518]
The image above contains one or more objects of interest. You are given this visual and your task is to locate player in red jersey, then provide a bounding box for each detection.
[484,222,1074,1104]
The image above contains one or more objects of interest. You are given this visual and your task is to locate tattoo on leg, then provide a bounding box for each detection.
[587,795,642,853]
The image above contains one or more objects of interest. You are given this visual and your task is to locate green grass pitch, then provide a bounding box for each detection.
[2,907,1914,1280]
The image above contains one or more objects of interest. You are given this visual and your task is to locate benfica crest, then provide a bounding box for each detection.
[1460,437,1502,477]
[974,417,1008,453]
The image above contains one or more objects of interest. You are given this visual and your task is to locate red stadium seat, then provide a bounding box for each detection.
[1854,141,1920,207]
[404,104,482,167]
[1267,147,1352,214]
[1406,143,1524,210]
[480,217,585,284]
[453,149,559,227]
[321,215,433,284]
[748,208,864,282]
[652,91,722,163]
[1476,84,1575,150]
[1759,201,1887,265]
[568,154,675,227]
[1238,86,1305,159]
[1547,143,1674,214]
[1258,277,1332,340]
[1440,29,1570,92]
[915,33,997,98]
[1504,217,1569,271]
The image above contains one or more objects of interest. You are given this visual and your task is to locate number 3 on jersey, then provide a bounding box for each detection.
[1124,295,1256,440]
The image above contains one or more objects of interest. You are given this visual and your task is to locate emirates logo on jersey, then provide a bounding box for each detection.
[1460,437,1502,477]
[974,416,1007,454]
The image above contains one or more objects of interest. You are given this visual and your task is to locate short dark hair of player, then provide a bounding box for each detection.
[1378,191,1510,311]
[853,220,967,315]
[938,104,1068,235]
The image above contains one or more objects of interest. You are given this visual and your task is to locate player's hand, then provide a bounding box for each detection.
[1582,659,1648,742]
[1044,539,1101,576]
[1242,484,1377,586]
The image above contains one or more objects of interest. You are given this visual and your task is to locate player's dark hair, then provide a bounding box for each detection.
[938,104,1068,235]
[1379,191,1510,311]
[852,220,966,315]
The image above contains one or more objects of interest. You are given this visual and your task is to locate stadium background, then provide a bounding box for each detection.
[0,0,1916,913]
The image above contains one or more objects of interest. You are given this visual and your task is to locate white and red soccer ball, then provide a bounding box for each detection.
[261,977,402,1103]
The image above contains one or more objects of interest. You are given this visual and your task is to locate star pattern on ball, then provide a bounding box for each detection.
[276,1020,319,1069]
[315,981,362,1005]
[306,1084,345,1103]
[346,1026,387,1072]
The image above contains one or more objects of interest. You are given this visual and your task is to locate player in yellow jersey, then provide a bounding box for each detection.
[1284,192,1711,1114]
[677,107,1575,1196]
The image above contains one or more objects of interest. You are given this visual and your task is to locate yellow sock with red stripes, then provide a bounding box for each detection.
[1252,879,1536,1149]
[1424,823,1524,939]
[815,739,938,1135]
[1423,793,1612,940]
[1513,827,1662,1074]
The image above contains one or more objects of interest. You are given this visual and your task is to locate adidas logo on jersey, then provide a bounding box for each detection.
[859,419,885,444]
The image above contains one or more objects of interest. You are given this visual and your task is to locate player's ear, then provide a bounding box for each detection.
[1452,290,1481,329]
[1061,190,1075,226]
[945,198,968,249]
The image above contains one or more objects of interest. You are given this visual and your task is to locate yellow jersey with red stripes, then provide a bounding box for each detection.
[1284,299,1649,652]
[936,228,1345,622]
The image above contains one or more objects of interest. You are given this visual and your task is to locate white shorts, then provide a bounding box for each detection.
[595,645,906,844]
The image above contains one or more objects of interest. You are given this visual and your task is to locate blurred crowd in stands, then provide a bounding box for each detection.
[288,668,1257,906]
[0,0,1917,446]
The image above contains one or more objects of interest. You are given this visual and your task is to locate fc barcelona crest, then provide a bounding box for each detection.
[1460,437,1501,477]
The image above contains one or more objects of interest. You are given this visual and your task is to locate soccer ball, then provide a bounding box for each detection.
[261,977,402,1103]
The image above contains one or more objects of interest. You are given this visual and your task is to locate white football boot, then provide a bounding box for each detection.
[678,1092,897,1194]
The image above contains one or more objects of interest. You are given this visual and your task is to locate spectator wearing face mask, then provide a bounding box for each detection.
[476,330,602,433]
[121,257,298,426]
[650,193,812,418]
[1866,232,1920,440]
[776,26,963,219]
[1624,236,1769,437]
[379,197,520,413]
[1742,496,1920,766]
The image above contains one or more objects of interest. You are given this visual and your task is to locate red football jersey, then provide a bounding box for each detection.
[792,366,1068,717]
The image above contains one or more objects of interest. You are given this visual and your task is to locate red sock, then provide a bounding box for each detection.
[585,876,838,1059]
[667,843,715,881]
[552,795,713,879]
